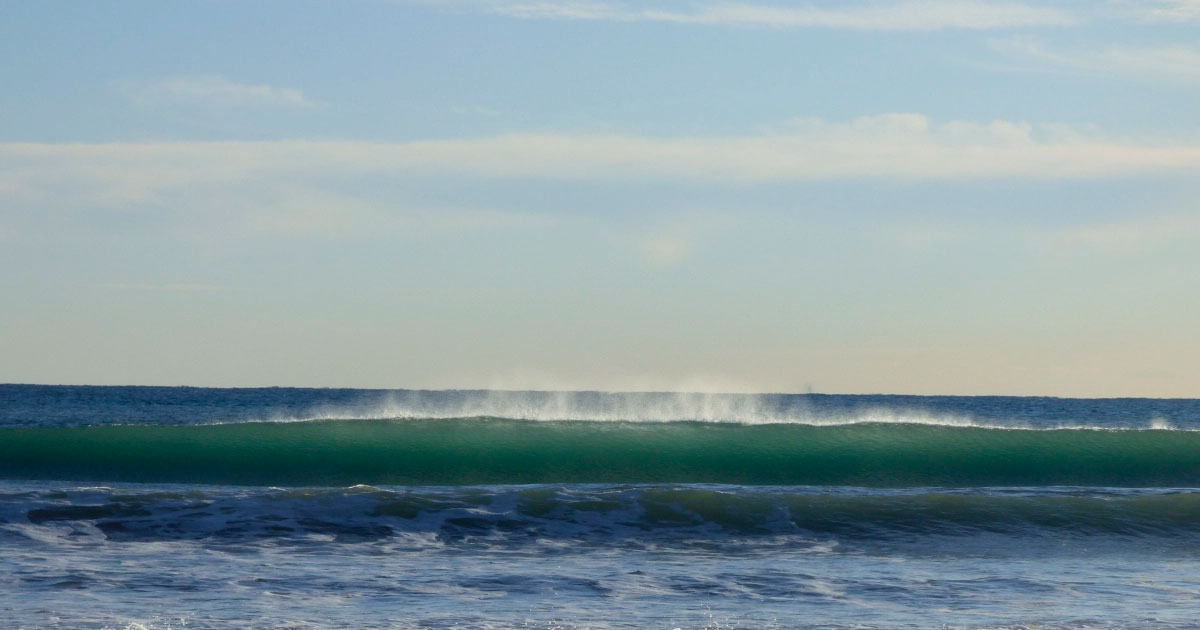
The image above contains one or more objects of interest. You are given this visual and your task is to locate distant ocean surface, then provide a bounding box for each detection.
[3,385,1200,629]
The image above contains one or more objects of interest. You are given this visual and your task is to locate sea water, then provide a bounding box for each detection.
[2,385,1200,629]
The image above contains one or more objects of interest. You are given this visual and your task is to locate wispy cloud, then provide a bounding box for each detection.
[637,233,693,266]
[1120,0,1200,23]
[241,187,551,237]
[991,37,1200,83]
[121,75,324,109]
[3,115,1199,208]
[630,214,728,267]
[426,0,1078,30]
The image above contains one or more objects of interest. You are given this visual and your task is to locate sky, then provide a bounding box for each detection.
[1,0,1198,397]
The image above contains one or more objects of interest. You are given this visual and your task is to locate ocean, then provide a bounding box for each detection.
[2,385,1200,629]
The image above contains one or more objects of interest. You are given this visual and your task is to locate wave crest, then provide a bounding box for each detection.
[291,390,988,427]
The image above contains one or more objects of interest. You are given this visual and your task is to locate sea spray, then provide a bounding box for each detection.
[294,389,983,425]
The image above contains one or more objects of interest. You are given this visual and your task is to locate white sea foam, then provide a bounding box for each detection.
[1150,416,1177,430]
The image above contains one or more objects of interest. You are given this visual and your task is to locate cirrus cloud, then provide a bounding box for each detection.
[3,114,1199,210]
[120,75,324,109]
[990,37,1200,83]
[421,0,1079,30]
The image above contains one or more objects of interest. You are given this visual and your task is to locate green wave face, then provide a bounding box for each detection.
[3,419,1200,487]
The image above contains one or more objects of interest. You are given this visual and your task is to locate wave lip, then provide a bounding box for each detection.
[4,418,1200,487]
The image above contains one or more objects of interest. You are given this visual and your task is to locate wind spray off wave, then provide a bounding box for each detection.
[7,385,1192,429]
[288,389,987,426]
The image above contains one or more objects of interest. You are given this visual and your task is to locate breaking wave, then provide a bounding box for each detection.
[3,418,1200,487]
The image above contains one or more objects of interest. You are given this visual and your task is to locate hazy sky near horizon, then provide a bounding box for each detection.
[2,0,1199,396]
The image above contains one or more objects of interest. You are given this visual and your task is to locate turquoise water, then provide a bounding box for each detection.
[6,419,1200,487]
[3,386,1200,629]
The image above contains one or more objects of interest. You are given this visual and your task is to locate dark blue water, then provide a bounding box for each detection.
[3,385,1200,629]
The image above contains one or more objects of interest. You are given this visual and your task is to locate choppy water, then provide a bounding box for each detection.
[3,385,1200,629]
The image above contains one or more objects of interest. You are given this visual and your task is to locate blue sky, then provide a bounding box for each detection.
[2,0,1198,396]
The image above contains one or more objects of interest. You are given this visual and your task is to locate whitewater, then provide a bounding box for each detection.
[3,385,1200,629]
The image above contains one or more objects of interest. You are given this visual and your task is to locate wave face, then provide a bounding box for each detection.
[4,418,1200,487]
